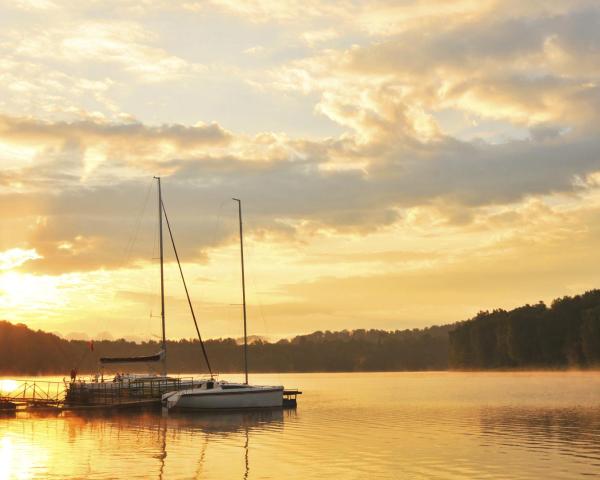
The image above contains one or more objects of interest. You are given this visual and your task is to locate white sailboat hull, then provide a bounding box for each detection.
[164,385,284,410]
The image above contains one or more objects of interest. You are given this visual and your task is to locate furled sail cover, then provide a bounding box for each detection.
[99,350,165,364]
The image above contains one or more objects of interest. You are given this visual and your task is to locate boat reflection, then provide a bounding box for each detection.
[244,427,249,480]
[154,409,286,480]
[1,407,290,479]
[163,408,285,432]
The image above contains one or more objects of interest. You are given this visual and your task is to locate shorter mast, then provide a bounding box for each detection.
[233,198,248,384]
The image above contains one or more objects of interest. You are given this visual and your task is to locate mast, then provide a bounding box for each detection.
[155,176,166,376]
[233,198,248,384]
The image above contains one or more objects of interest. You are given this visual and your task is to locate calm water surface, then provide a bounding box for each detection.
[1,372,599,479]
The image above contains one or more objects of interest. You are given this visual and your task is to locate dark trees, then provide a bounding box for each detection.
[449,290,600,368]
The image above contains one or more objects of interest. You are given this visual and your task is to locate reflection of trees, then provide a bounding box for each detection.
[479,406,600,458]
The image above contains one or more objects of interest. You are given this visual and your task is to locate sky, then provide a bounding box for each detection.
[1,0,600,341]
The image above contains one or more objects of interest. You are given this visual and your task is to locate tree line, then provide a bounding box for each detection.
[2,289,600,375]
[0,321,451,375]
[449,290,600,368]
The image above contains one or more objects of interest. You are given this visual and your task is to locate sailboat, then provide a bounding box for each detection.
[65,177,213,404]
[161,199,284,410]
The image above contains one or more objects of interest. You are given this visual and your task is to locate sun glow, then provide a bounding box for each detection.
[0,272,76,312]
[0,141,38,169]
[0,249,41,271]
[0,379,18,394]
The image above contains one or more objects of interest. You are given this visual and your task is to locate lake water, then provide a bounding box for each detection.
[1,372,599,479]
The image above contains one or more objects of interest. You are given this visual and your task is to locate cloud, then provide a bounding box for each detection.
[243,45,265,55]
[0,105,599,277]
[2,0,600,338]
[267,3,600,142]
[0,14,207,126]
[269,195,600,331]
[4,20,202,83]
[301,29,339,47]
[6,0,57,11]
[199,0,348,22]
[0,248,42,270]
[0,114,231,176]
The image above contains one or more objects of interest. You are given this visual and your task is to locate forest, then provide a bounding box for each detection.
[2,289,600,375]
[0,321,451,375]
[449,290,600,368]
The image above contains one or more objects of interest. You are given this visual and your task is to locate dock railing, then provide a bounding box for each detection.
[1,375,214,410]
[0,380,67,408]
[65,375,212,407]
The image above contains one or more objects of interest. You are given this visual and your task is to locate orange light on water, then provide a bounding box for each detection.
[0,435,48,480]
[0,437,13,480]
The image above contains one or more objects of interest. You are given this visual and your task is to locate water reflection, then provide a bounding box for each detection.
[478,406,600,474]
[244,427,249,480]
[154,409,284,480]
[162,408,285,433]
[0,407,287,479]
[0,373,598,479]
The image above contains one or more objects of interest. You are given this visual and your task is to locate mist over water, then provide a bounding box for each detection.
[1,372,599,479]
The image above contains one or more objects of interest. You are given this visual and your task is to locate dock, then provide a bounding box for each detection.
[0,378,188,412]
[283,389,302,408]
[1,380,65,411]
[0,379,302,412]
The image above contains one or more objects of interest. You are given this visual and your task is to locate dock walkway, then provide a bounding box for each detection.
[0,378,186,411]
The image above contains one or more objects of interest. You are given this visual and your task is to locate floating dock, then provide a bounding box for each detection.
[0,378,189,412]
[0,379,301,412]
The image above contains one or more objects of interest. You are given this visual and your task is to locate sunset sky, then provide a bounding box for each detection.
[1,0,600,341]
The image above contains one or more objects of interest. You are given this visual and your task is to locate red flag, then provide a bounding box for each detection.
[89,340,94,352]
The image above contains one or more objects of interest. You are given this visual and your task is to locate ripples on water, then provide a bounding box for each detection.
[0,372,599,479]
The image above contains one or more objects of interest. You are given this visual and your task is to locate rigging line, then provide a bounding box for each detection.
[161,199,213,378]
[242,214,281,382]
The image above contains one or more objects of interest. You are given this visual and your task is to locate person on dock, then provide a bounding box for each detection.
[70,368,78,382]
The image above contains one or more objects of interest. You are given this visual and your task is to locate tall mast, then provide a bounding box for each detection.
[155,176,166,375]
[233,198,248,384]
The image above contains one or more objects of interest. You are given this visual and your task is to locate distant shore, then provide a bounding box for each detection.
[2,289,600,376]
